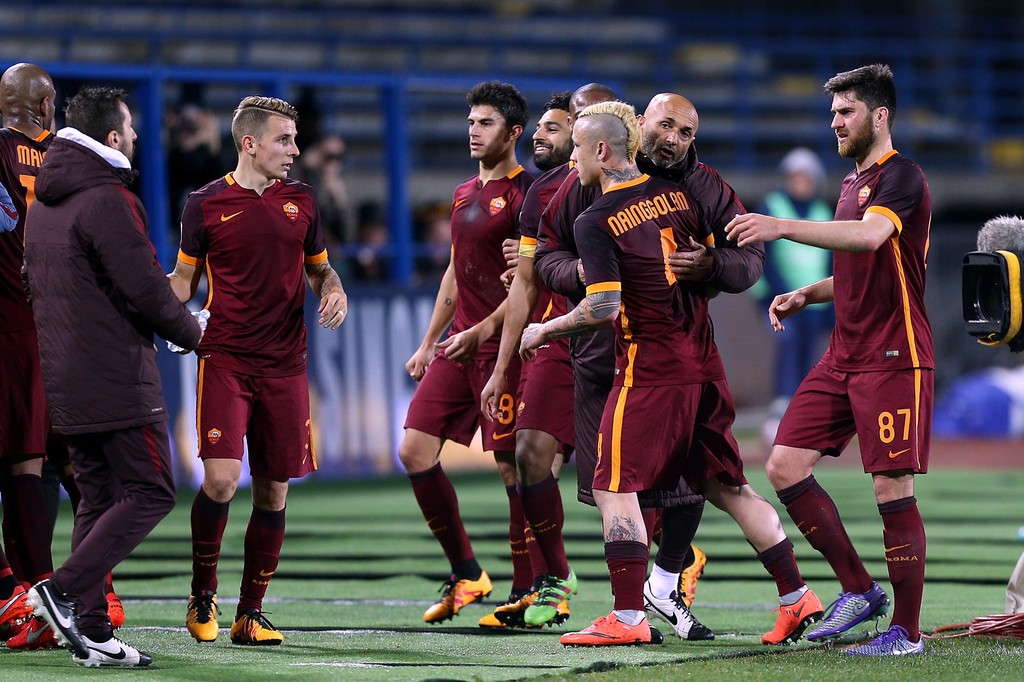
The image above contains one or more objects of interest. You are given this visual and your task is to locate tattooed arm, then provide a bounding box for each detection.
[407,257,458,381]
[304,260,348,329]
[519,288,620,361]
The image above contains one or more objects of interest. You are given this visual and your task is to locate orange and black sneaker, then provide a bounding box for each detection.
[560,612,652,647]
[479,589,532,629]
[229,608,284,646]
[186,590,220,643]
[0,585,32,641]
[762,588,824,645]
[5,615,59,650]
[678,545,707,608]
[423,571,492,623]
[106,592,125,629]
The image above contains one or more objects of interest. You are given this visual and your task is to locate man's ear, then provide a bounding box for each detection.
[105,129,120,150]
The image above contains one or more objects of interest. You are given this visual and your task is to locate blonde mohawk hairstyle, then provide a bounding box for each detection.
[230,95,299,151]
[577,100,640,160]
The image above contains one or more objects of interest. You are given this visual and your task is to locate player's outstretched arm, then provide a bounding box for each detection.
[407,257,458,380]
[768,276,834,332]
[520,288,620,361]
[305,260,348,329]
[481,254,540,419]
[167,259,202,304]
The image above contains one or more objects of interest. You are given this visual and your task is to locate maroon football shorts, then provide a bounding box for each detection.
[775,363,933,474]
[0,329,51,459]
[196,359,316,479]
[679,378,748,491]
[516,341,575,455]
[404,350,521,452]
[593,383,701,494]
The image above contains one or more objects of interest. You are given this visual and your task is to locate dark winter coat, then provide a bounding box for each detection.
[23,135,201,434]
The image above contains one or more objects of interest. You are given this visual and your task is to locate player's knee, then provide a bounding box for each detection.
[202,475,238,502]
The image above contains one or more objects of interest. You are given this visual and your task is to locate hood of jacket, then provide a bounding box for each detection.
[636,141,700,184]
[35,131,139,206]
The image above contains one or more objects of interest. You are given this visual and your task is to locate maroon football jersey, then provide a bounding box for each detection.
[448,166,533,359]
[0,127,52,332]
[519,162,573,324]
[575,175,725,388]
[826,151,933,372]
[179,174,328,376]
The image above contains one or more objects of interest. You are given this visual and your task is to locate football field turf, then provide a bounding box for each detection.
[4,460,1023,680]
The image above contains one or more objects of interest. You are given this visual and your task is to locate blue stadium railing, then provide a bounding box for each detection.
[13,62,581,283]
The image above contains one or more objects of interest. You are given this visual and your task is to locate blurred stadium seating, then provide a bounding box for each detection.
[4,1,1023,472]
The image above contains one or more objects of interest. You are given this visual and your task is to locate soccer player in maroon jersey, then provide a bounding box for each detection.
[0,63,115,650]
[636,93,823,647]
[478,91,578,629]
[169,95,348,646]
[400,82,534,624]
[726,64,933,657]
[522,100,718,646]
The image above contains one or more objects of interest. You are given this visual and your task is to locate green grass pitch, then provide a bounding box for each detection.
[4,462,1023,680]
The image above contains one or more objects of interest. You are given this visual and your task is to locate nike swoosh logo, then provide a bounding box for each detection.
[195,551,218,559]
[259,570,275,577]
[94,645,128,660]
[884,543,911,553]
[492,431,514,440]
[454,199,467,208]
[888,448,910,459]
[220,211,244,222]
[791,601,807,619]
[25,621,48,644]
[850,601,869,616]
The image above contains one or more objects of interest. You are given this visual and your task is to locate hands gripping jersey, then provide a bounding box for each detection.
[448,166,533,359]
[0,128,52,333]
[825,151,933,372]
[575,175,725,388]
[178,173,328,376]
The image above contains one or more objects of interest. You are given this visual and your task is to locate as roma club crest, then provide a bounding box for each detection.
[857,184,872,208]
[282,201,299,222]
[207,428,222,445]
[489,196,507,216]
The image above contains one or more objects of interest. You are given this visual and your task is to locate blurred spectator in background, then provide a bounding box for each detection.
[348,200,390,282]
[413,202,453,286]
[749,147,834,426]
[294,133,354,248]
[167,101,229,237]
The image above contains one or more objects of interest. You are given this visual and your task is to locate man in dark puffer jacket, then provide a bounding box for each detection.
[22,86,202,668]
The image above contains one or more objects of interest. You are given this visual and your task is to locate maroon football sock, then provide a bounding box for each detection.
[6,474,54,583]
[104,571,116,597]
[757,538,806,596]
[605,540,648,611]
[506,486,535,592]
[0,547,17,598]
[655,503,703,573]
[879,496,925,641]
[408,463,474,565]
[237,506,286,618]
[190,487,230,596]
[520,476,570,579]
[777,475,872,593]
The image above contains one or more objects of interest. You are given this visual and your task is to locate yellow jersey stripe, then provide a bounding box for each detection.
[586,281,622,295]
[177,249,203,267]
[304,249,329,265]
[610,386,630,491]
[889,237,920,367]
[867,205,902,234]
[605,174,650,194]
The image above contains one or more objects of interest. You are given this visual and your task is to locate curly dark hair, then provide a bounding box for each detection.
[824,64,897,126]
[466,81,528,131]
[65,86,128,144]
[544,90,572,113]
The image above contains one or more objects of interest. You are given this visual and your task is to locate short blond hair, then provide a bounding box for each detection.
[577,100,640,161]
[230,96,298,151]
